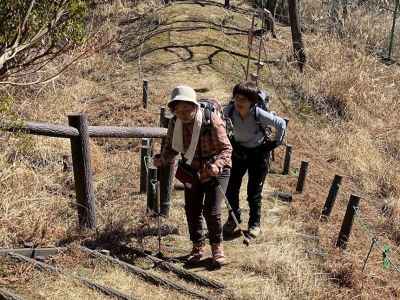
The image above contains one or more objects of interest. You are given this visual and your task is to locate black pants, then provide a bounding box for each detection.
[225,146,269,227]
[184,168,230,244]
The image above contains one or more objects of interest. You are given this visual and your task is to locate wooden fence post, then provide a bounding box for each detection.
[147,166,158,214]
[158,108,173,217]
[336,194,361,249]
[321,175,343,219]
[68,113,96,230]
[388,0,400,60]
[288,0,306,72]
[224,0,230,8]
[283,144,292,175]
[143,80,149,109]
[296,160,309,193]
[140,138,151,193]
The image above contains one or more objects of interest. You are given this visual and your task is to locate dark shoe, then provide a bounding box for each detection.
[248,226,261,238]
[223,218,237,235]
[211,243,226,266]
[187,242,205,264]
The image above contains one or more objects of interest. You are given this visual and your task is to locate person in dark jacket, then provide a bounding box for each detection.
[154,85,232,266]
[223,81,286,238]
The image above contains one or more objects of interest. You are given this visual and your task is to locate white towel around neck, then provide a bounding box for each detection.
[172,107,203,165]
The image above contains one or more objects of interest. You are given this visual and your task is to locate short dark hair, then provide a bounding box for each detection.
[232,81,259,103]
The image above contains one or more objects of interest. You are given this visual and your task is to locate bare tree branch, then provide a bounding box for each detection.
[0,36,114,86]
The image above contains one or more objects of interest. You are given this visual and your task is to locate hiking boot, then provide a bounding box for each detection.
[223,218,237,236]
[187,242,205,264]
[211,243,226,266]
[248,226,261,238]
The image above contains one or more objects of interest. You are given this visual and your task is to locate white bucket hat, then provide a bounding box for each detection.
[168,85,199,109]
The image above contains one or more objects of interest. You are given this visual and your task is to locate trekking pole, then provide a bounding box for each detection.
[215,184,250,246]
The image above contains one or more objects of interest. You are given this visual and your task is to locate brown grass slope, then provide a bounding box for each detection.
[1,0,400,299]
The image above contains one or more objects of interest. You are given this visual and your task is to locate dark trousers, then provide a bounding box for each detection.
[225,146,269,227]
[184,169,230,244]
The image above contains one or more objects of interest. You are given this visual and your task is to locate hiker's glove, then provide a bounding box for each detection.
[207,164,220,176]
[263,140,279,152]
[199,164,219,183]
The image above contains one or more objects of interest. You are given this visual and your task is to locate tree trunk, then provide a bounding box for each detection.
[288,0,306,72]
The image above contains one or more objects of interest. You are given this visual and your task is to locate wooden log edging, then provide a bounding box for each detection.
[127,246,225,290]
[0,247,66,258]
[8,252,137,300]
[1,120,167,139]
[0,289,25,300]
[80,247,212,300]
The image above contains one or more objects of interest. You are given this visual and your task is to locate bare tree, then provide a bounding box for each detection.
[0,0,103,85]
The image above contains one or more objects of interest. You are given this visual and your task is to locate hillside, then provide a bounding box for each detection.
[1,0,400,299]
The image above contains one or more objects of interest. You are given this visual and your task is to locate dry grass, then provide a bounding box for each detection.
[2,0,400,299]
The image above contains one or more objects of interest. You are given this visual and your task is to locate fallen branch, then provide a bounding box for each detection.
[126,246,225,290]
[0,289,25,300]
[8,252,137,300]
[0,247,66,258]
[80,247,212,300]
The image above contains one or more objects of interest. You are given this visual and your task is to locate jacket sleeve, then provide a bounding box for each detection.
[258,109,286,145]
[160,117,179,165]
[211,112,232,170]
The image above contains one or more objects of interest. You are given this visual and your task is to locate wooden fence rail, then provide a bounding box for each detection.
[0,114,169,230]
[1,120,167,139]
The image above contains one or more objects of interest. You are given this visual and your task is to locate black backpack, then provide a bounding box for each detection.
[225,89,272,139]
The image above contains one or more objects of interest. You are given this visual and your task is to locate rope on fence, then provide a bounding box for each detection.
[353,207,400,274]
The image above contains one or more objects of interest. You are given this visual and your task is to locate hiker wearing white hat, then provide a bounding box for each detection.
[154,85,232,267]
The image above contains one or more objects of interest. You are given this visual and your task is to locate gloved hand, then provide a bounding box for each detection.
[199,163,219,183]
[263,140,280,152]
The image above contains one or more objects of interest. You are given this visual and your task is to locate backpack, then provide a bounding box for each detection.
[198,98,224,132]
[226,89,272,139]
[171,98,224,133]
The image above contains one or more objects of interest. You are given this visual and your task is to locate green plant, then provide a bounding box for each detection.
[0,0,88,82]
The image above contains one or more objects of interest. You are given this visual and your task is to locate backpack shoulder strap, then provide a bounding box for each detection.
[254,106,266,133]
[254,106,261,123]
[203,106,212,125]
[227,101,235,119]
